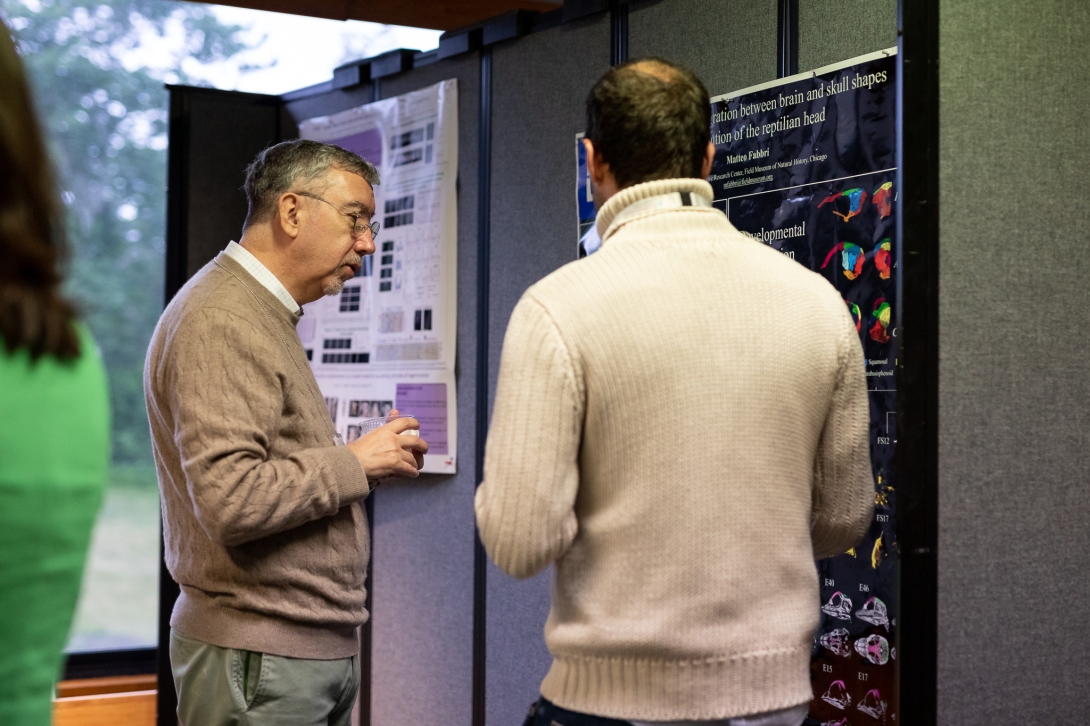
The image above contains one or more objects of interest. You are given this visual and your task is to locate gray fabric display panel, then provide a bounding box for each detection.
[487,16,611,725]
[628,0,778,97]
[280,82,375,139]
[369,58,481,726]
[798,0,897,72]
[938,2,1090,724]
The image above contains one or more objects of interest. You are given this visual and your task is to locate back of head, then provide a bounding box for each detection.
[585,58,711,188]
[0,19,80,361]
[242,139,380,230]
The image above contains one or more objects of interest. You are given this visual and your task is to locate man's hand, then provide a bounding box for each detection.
[346,412,429,481]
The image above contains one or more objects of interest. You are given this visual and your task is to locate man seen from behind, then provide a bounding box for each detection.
[475,59,874,726]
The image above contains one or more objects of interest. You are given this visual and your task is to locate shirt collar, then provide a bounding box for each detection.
[223,241,302,315]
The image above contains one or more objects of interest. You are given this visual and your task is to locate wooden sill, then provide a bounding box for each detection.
[53,676,156,726]
[56,674,157,699]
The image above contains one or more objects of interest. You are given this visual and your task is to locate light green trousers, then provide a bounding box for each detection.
[169,629,359,726]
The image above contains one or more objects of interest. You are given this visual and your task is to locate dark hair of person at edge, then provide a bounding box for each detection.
[0,22,81,362]
[584,56,712,187]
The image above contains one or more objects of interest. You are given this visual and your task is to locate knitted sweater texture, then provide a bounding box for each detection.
[475,178,874,719]
[145,253,371,660]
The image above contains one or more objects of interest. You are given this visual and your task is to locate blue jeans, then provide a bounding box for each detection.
[523,698,633,726]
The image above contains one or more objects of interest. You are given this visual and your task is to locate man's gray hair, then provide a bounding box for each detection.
[242,139,380,229]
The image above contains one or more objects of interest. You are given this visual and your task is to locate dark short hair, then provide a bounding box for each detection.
[0,19,80,361]
[243,139,380,229]
[585,58,711,188]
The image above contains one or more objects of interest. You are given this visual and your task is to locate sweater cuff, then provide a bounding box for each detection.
[327,445,371,504]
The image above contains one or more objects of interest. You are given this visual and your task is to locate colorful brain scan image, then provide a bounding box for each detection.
[854,634,891,665]
[819,187,868,222]
[821,591,853,620]
[819,628,853,657]
[822,242,865,280]
[856,596,890,630]
[846,300,863,331]
[857,689,888,720]
[874,239,892,280]
[821,680,852,710]
[873,181,894,218]
[869,298,891,343]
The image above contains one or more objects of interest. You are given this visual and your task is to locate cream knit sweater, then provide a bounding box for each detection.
[475,178,874,720]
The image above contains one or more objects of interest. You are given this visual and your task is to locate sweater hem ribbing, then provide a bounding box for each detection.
[172,588,360,660]
[540,646,813,721]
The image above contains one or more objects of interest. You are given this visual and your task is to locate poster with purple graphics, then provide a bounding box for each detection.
[710,49,899,725]
[297,80,459,474]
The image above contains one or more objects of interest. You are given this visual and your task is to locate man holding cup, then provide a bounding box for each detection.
[476,59,874,726]
[145,140,427,725]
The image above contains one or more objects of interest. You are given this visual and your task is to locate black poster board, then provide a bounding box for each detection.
[708,49,900,725]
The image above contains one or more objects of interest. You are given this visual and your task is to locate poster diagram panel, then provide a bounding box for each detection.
[298,79,459,474]
[709,49,899,725]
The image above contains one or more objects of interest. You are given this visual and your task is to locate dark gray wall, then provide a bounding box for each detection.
[937,1,1090,724]
[628,0,778,97]
[798,0,898,72]
[486,15,612,724]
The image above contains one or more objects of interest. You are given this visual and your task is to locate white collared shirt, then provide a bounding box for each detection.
[223,241,301,315]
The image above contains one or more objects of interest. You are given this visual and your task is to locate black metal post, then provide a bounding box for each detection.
[610,0,629,66]
[471,46,493,726]
[896,0,940,724]
[777,0,799,78]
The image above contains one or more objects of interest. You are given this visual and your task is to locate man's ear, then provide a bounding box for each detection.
[584,137,608,186]
[277,192,303,240]
[701,141,716,180]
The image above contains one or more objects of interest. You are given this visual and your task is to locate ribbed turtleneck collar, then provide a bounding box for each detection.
[595,178,715,242]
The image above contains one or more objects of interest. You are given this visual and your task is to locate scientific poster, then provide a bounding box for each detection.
[297,80,458,474]
[709,49,899,724]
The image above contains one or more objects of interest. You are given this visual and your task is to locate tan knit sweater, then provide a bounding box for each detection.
[476,178,874,720]
[145,253,371,660]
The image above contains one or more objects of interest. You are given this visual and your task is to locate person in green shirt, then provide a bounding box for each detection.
[0,19,110,726]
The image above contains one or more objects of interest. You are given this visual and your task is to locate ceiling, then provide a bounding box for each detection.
[187,0,563,31]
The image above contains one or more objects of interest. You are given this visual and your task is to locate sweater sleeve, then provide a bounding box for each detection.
[166,308,369,547]
[475,294,583,579]
[811,307,875,560]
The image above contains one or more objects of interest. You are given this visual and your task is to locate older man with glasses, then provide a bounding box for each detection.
[145,139,428,726]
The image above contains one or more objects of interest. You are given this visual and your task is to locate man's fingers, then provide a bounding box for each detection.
[384,417,419,434]
[401,435,428,455]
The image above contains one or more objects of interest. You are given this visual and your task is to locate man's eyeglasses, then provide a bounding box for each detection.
[295,191,380,241]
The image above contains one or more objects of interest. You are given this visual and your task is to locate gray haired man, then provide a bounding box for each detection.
[145,140,428,725]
